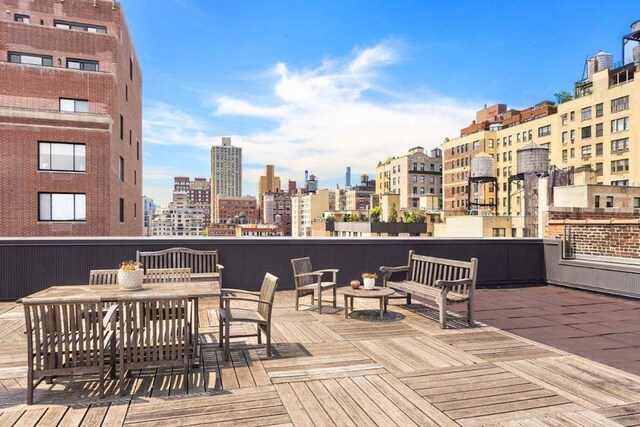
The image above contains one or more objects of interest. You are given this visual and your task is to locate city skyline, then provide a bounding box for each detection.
[121,0,639,206]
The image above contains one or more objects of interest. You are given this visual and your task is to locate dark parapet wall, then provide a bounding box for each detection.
[0,237,545,300]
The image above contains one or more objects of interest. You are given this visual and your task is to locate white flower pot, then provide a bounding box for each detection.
[363,277,376,290]
[118,269,143,291]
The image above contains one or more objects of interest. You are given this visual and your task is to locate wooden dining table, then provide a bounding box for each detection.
[20,281,221,362]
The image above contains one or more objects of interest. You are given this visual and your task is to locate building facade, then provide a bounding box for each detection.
[211,137,242,224]
[257,165,281,198]
[174,176,211,226]
[291,189,335,237]
[375,147,443,210]
[442,23,640,218]
[262,192,292,236]
[0,0,142,236]
[150,207,205,237]
[216,196,257,225]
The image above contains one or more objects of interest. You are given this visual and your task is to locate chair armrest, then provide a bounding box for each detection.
[434,278,473,290]
[379,266,409,273]
[223,297,273,305]
[314,269,339,274]
[221,288,260,296]
[103,304,118,330]
[294,272,323,278]
[217,264,225,271]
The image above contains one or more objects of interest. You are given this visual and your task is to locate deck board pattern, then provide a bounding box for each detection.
[0,289,639,426]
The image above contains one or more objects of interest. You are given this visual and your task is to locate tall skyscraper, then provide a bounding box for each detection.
[211,137,242,224]
[0,0,142,236]
[346,166,351,187]
[258,165,281,195]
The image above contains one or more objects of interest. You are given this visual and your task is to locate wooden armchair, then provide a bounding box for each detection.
[117,296,191,395]
[291,257,338,314]
[216,273,279,361]
[22,297,116,404]
[89,269,119,285]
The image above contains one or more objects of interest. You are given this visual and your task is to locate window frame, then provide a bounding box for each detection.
[14,14,30,23]
[38,192,86,222]
[611,96,629,113]
[54,19,107,34]
[8,51,52,67]
[38,142,86,172]
[611,117,629,133]
[66,58,99,72]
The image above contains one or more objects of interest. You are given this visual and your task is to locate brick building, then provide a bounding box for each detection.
[216,196,257,225]
[0,0,142,236]
[174,177,211,226]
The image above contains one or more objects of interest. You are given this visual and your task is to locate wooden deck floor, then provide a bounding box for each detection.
[1,290,640,426]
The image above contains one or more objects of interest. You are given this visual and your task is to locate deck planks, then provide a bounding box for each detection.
[0,289,639,426]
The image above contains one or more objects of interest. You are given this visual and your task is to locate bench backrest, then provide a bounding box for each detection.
[407,250,478,296]
[136,247,219,275]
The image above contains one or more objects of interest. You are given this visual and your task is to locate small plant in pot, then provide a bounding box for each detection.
[118,260,143,290]
[361,272,378,290]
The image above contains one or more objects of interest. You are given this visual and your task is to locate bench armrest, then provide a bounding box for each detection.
[223,297,273,306]
[295,272,323,278]
[434,278,473,290]
[379,266,409,273]
[314,268,339,274]
[216,264,225,271]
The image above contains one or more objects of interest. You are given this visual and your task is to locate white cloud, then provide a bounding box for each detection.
[143,39,480,199]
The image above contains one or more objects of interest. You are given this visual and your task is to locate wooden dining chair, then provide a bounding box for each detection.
[144,268,191,283]
[89,269,119,285]
[22,297,116,404]
[216,273,279,360]
[291,257,338,314]
[117,296,191,395]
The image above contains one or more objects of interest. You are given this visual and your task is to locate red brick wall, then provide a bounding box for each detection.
[0,0,142,236]
[545,208,640,259]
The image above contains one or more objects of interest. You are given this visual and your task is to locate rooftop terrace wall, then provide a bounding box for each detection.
[0,237,545,300]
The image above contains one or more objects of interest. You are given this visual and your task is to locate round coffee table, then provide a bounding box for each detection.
[339,286,394,320]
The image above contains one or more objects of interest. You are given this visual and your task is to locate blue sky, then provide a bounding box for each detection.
[120,0,640,206]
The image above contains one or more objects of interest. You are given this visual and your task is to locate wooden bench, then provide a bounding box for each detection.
[136,247,223,285]
[380,250,478,328]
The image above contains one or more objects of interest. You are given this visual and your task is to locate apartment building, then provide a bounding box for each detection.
[0,0,142,236]
[174,177,211,226]
[216,196,257,225]
[150,207,205,237]
[262,192,291,236]
[291,189,335,237]
[442,22,640,218]
[211,137,242,224]
[375,147,443,210]
[257,165,281,198]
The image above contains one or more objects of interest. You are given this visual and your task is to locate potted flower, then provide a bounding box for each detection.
[361,272,377,290]
[118,260,143,291]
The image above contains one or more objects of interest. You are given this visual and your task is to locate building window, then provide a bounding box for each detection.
[39,193,86,221]
[125,85,128,101]
[611,96,629,113]
[606,196,614,208]
[570,148,575,158]
[129,129,132,145]
[119,157,125,182]
[581,126,591,139]
[595,122,603,137]
[634,197,640,208]
[562,150,567,162]
[596,143,603,156]
[60,98,89,113]
[611,138,629,153]
[570,129,575,142]
[611,117,629,133]
[570,111,575,121]
[130,58,133,81]
[611,159,629,173]
[561,114,568,125]
[136,141,140,160]
[39,142,86,172]
[581,107,592,121]
[611,180,629,187]
[67,58,99,72]
[561,131,568,144]
[134,170,137,185]
[595,162,603,176]
[595,103,603,117]
[420,176,425,184]
[594,195,600,208]
[134,203,137,218]
[120,115,124,140]
[54,20,107,33]
[14,14,30,23]
[412,175,417,183]
[119,198,125,222]
[8,52,52,66]
[492,228,506,237]
[420,187,425,195]
[581,145,591,157]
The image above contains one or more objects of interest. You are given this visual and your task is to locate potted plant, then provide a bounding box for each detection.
[361,272,377,290]
[118,260,143,290]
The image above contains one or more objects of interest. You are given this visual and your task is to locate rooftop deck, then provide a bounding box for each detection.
[1,287,640,426]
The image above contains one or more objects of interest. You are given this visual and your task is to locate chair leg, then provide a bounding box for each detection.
[318,289,323,314]
[224,317,231,361]
[266,324,272,357]
[257,326,262,344]
[99,366,105,399]
[27,366,33,405]
[295,291,299,311]
[333,286,337,308]
[406,293,412,305]
[218,313,224,348]
[310,292,314,306]
[468,300,475,327]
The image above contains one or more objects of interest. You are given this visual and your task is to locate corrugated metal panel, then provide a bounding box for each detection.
[544,240,640,299]
[0,238,546,300]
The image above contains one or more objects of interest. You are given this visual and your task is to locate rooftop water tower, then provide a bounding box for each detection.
[467,153,498,215]
[623,20,640,64]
